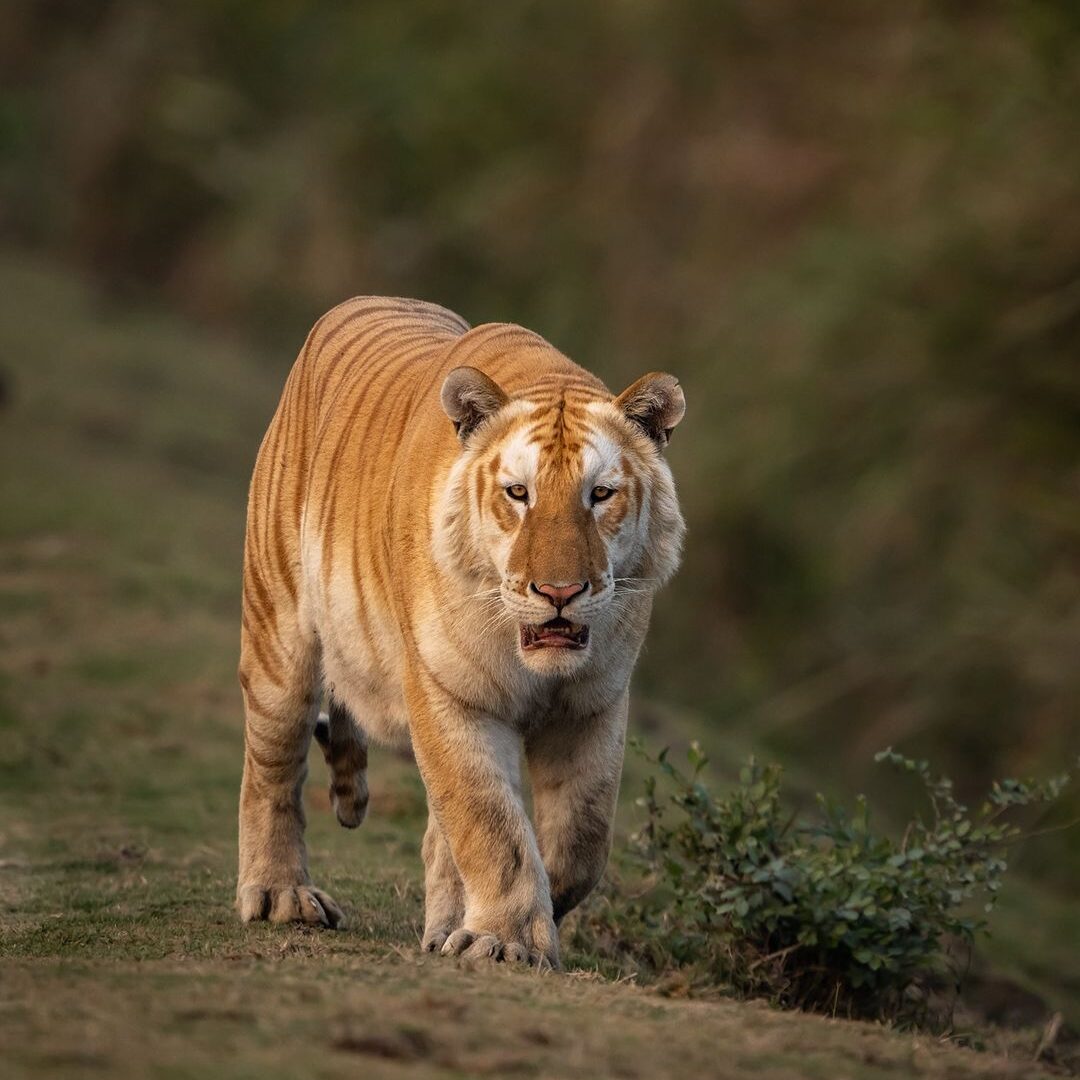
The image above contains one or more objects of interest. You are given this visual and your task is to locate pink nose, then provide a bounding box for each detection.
[531,581,588,608]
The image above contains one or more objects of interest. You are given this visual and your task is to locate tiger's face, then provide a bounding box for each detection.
[435,367,686,676]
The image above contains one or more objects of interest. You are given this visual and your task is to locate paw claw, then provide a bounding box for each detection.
[441,928,476,957]
[301,892,329,927]
[422,930,450,953]
[462,934,502,962]
[503,942,529,964]
[310,887,345,929]
[498,941,529,967]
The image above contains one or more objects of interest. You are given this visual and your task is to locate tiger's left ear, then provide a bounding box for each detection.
[441,366,510,441]
[614,372,686,447]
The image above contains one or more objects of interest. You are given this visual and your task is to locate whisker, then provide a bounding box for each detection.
[475,602,516,640]
[447,586,504,613]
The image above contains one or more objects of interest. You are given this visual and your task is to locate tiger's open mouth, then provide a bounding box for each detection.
[520,617,590,651]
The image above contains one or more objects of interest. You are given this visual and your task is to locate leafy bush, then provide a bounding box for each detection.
[571,743,1071,1021]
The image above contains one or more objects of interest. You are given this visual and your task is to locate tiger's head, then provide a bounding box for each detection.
[434,364,685,676]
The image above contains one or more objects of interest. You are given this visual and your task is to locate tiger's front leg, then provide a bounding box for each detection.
[406,670,559,969]
[526,691,627,924]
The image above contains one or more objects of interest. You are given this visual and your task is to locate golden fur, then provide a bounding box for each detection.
[237,297,685,967]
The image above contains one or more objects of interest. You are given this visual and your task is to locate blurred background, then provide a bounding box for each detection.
[2,0,1077,1026]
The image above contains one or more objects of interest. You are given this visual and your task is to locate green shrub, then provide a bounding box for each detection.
[571,743,1071,1021]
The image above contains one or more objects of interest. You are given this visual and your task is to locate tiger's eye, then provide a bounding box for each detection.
[506,484,529,502]
[592,486,614,503]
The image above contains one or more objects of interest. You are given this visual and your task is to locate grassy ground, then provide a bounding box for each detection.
[0,253,1071,1078]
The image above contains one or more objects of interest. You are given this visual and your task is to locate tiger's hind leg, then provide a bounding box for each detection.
[236,608,344,929]
[236,353,345,928]
[314,699,370,828]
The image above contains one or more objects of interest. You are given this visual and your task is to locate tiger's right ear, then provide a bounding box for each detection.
[441,366,510,441]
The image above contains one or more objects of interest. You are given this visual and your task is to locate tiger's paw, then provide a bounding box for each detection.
[237,883,345,929]
[313,713,369,829]
[438,922,558,970]
[329,775,369,828]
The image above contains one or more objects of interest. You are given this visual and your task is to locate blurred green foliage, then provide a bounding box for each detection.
[2,2,1079,867]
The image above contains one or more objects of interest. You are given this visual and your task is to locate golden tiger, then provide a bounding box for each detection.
[237,297,685,968]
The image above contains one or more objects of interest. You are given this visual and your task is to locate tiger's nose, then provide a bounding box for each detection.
[530,581,588,608]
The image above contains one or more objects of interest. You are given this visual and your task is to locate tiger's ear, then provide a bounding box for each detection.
[441,366,510,441]
[614,372,685,447]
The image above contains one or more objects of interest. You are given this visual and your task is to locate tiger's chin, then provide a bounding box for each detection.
[517,617,591,675]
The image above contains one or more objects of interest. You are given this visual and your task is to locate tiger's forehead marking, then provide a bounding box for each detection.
[502,384,609,478]
[483,382,620,494]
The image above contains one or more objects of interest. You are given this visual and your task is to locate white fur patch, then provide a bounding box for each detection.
[496,426,541,505]
[580,427,624,503]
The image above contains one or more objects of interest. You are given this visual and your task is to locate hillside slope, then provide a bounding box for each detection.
[0,255,1066,1078]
